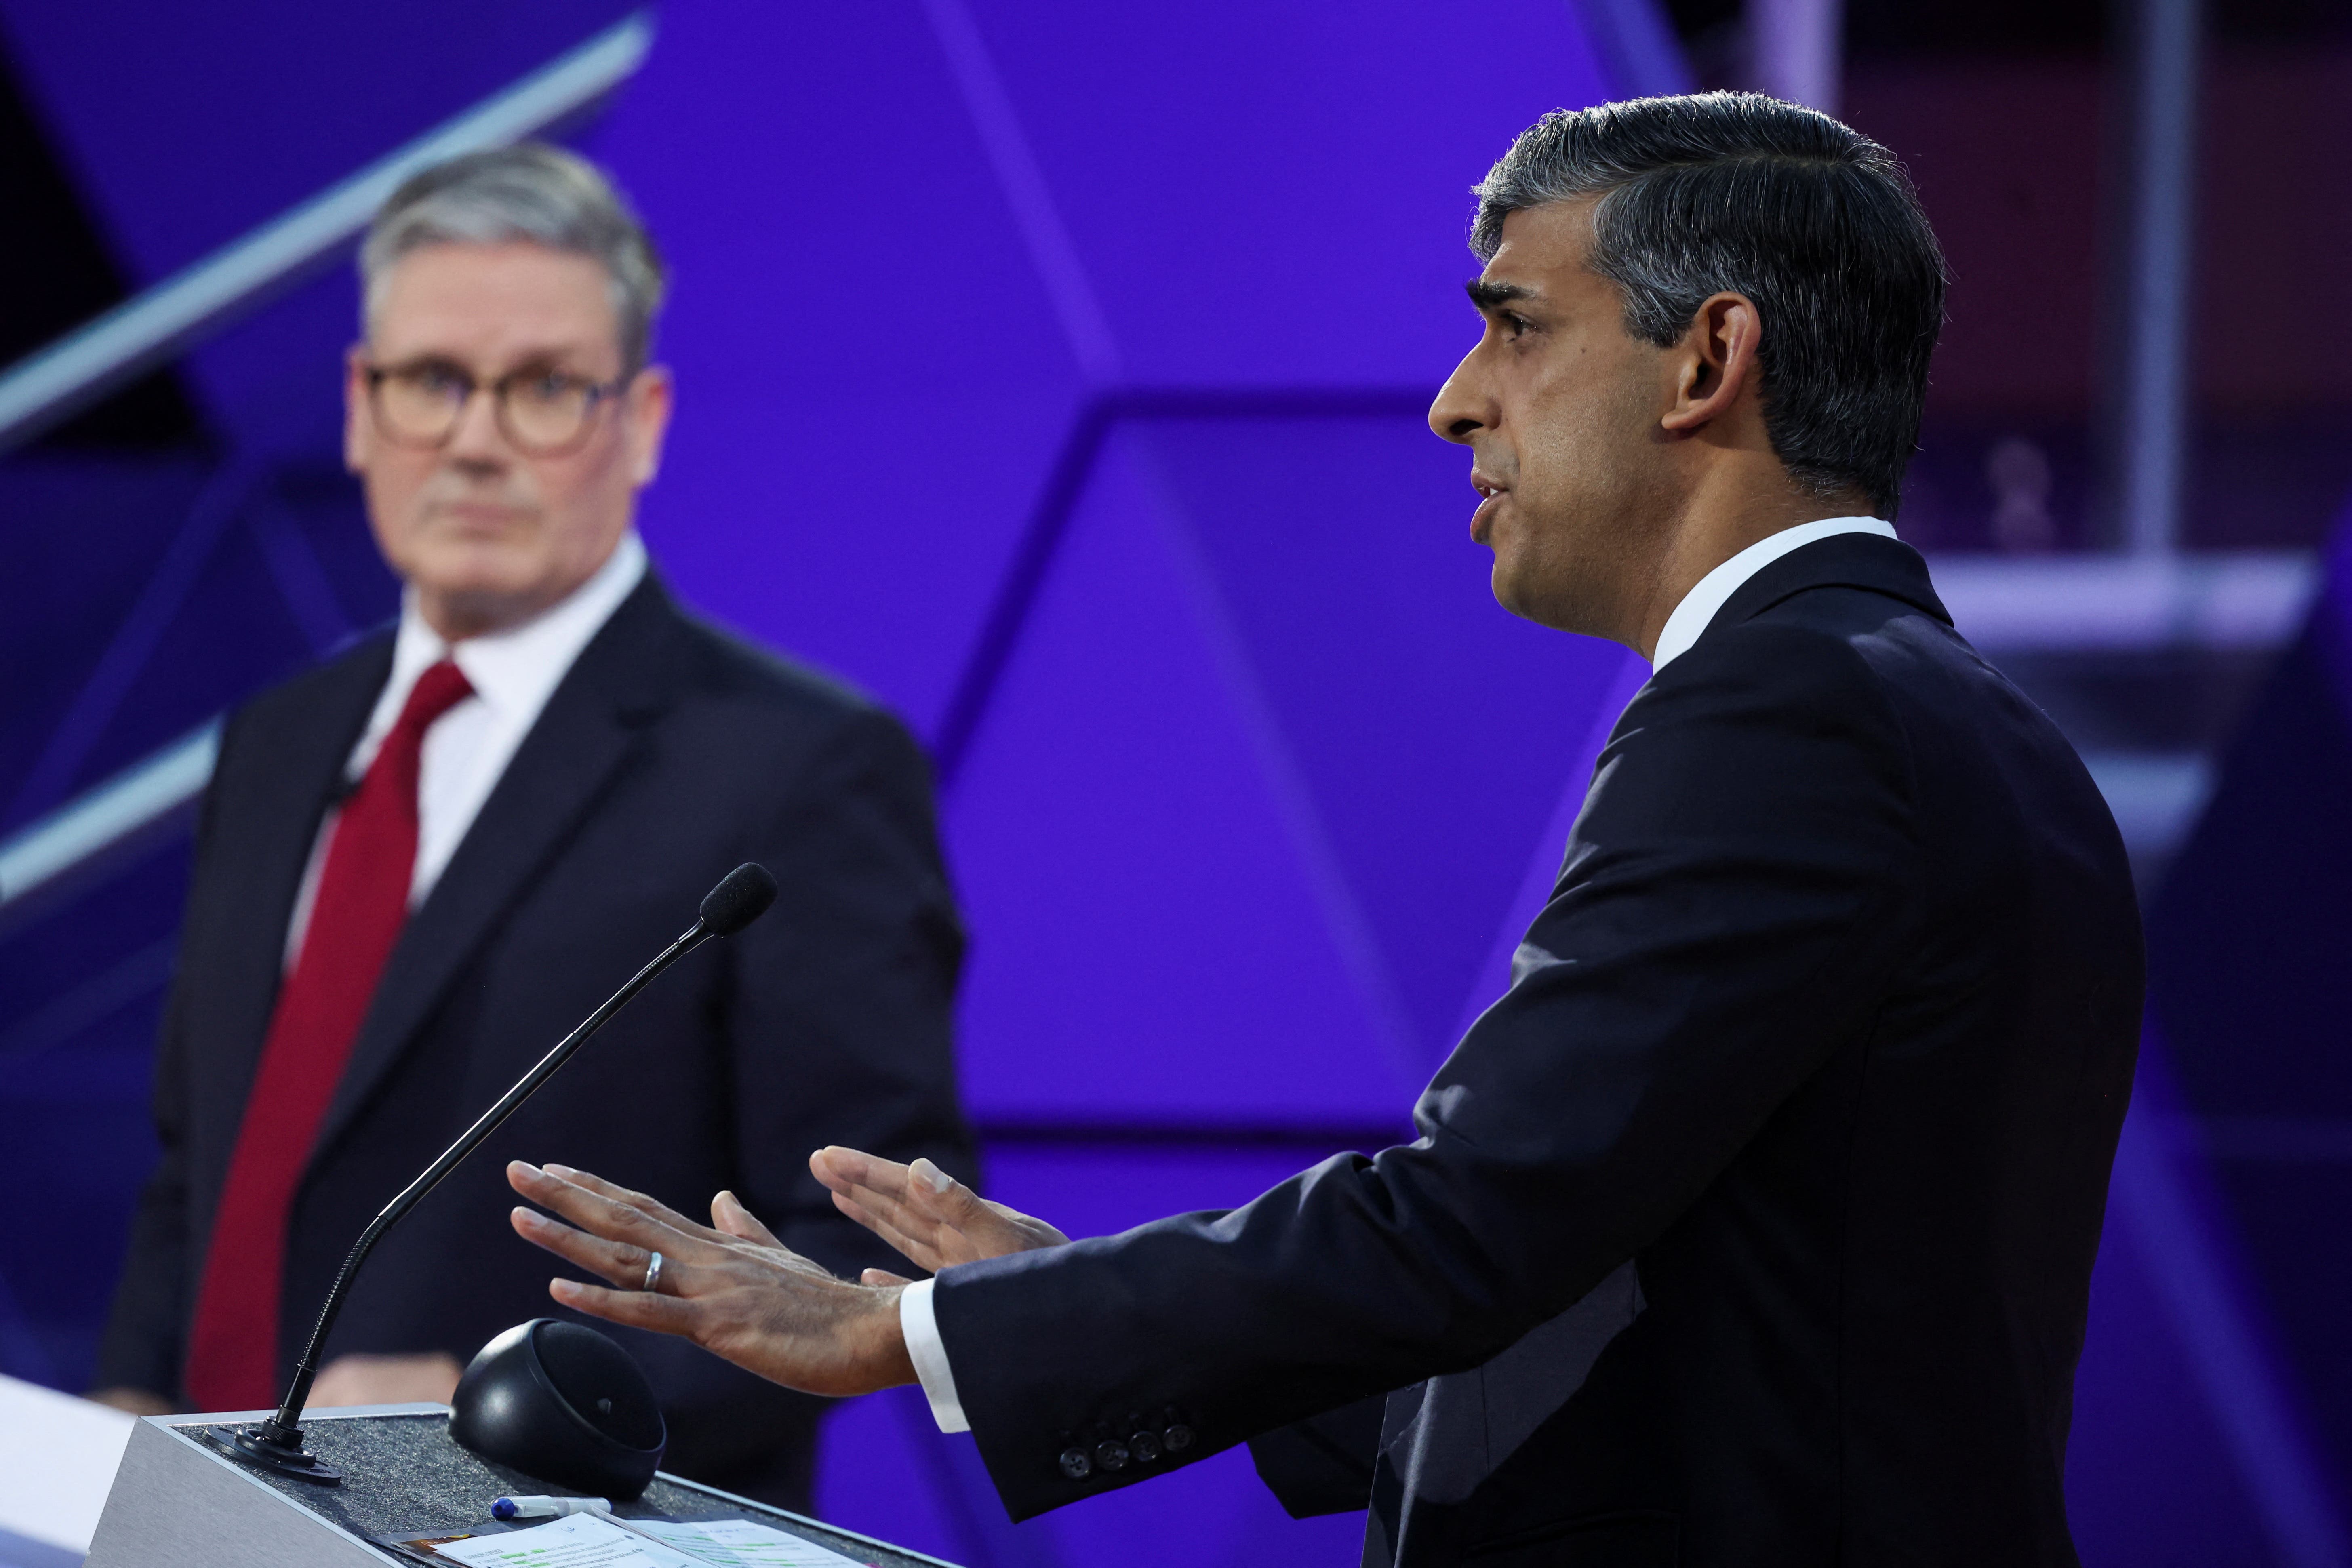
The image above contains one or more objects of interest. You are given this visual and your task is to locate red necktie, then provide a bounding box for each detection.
[184,659,473,1411]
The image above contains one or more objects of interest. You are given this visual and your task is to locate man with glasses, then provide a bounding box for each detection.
[90,144,975,1513]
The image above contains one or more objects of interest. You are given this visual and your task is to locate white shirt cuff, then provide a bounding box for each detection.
[900,1278,969,1433]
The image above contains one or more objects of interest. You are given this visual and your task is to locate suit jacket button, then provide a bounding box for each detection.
[1163,1423,1194,1452]
[1094,1439,1131,1472]
[1059,1447,1093,1480]
[1129,1429,1163,1463]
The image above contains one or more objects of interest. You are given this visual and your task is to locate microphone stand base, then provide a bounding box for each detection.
[205,1423,343,1485]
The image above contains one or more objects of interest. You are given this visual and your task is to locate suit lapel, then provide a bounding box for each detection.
[206,637,394,1108]
[310,576,681,1166]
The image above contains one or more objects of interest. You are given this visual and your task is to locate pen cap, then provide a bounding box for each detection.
[449,1319,666,1499]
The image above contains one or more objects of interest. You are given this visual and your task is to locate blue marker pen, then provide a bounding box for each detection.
[491,1495,613,1521]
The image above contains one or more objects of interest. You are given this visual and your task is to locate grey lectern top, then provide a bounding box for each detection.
[84,1405,960,1568]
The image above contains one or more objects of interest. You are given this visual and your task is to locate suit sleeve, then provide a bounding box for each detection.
[931,622,1922,1520]
[724,705,976,1278]
[93,716,244,1399]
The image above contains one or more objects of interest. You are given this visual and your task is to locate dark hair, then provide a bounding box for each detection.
[1472,93,1947,518]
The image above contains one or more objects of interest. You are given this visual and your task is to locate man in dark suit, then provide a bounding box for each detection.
[501,95,2143,1563]
[90,144,973,1512]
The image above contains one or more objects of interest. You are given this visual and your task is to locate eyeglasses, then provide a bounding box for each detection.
[362,361,631,457]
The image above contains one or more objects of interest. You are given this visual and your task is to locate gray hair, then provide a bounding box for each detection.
[360,143,667,371]
[1472,94,1947,518]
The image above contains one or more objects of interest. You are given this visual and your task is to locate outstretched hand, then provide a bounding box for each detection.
[810,1146,1069,1285]
[505,1161,914,1398]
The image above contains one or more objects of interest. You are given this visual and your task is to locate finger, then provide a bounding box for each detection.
[861,1268,915,1287]
[712,1190,783,1248]
[817,1165,915,1240]
[842,1178,986,1266]
[908,1156,959,1196]
[813,1148,958,1225]
[826,1164,964,1248]
[836,1174,1068,1262]
[511,1205,667,1292]
[535,1163,735,1248]
[845,1167,1009,1256]
[810,1146,911,1200]
[550,1275,705,1339]
[895,1158,983,1231]
[540,1162,661,1213]
[859,1208,943,1271]
[827,1181,920,1240]
[816,1147,1042,1267]
[510,1163,723,1262]
[829,1189,944,1273]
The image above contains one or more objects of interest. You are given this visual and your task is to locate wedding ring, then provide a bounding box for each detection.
[642,1250,665,1294]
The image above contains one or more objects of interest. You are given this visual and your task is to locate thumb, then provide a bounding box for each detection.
[712,1189,783,1247]
[908,1158,992,1231]
[908,1157,968,1208]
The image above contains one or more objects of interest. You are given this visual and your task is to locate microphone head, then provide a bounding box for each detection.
[701,862,777,937]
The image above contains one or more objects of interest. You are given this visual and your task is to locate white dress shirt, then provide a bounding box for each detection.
[896,514,1895,1435]
[282,532,649,967]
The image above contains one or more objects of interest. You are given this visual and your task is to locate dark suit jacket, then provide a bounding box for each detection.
[931,536,2142,1565]
[98,572,975,1506]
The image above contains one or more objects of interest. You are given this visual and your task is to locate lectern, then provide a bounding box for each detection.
[84,1403,959,1567]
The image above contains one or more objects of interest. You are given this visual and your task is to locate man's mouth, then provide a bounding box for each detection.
[1470,474,1508,543]
[433,500,534,530]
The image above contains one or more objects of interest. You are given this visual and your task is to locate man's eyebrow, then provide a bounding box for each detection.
[1466,280,1539,312]
[378,345,601,375]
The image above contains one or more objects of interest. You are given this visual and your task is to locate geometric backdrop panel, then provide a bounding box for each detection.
[948,425,1434,1128]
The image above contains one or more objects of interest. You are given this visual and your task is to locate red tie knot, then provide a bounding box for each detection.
[400,659,475,738]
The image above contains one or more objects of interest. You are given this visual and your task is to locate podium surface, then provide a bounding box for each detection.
[85,1404,958,1567]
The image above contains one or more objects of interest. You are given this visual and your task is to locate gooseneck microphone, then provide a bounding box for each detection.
[218,862,779,1484]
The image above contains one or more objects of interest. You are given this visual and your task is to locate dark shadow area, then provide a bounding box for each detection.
[0,29,204,450]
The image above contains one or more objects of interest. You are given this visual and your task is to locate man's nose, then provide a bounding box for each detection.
[444,383,512,465]
[1427,351,1490,446]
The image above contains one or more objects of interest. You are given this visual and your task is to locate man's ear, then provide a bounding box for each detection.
[1661,292,1762,434]
[625,364,674,487]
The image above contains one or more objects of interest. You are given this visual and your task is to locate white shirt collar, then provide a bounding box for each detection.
[366,530,649,769]
[1649,516,1896,671]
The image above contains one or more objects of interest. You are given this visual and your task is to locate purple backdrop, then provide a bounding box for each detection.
[2,0,2340,1561]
